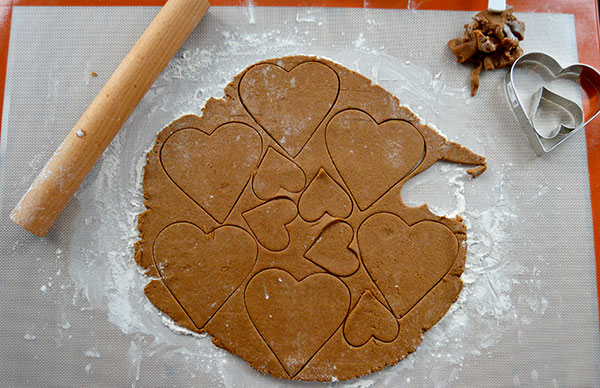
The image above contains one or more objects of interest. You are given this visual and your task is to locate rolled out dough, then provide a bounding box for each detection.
[135,56,486,381]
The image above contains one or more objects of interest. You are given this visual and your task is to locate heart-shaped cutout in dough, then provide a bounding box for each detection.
[357,213,458,318]
[160,124,262,223]
[245,269,350,376]
[239,61,339,157]
[298,169,352,222]
[242,198,297,251]
[253,147,306,200]
[326,110,425,210]
[343,290,399,347]
[153,222,257,329]
[305,220,359,276]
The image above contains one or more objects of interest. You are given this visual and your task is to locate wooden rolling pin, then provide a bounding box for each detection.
[10,0,210,236]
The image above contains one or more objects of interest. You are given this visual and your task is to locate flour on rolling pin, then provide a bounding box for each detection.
[10,0,210,236]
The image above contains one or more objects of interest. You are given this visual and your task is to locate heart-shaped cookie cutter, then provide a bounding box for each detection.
[505,52,600,155]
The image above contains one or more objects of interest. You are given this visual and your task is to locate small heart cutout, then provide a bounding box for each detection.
[298,169,352,222]
[358,213,458,318]
[242,198,297,251]
[253,147,306,200]
[326,110,425,210]
[343,290,399,347]
[160,124,262,223]
[154,222,257,329]
[239,61,339,157]
[245,269,350,376]
[305,220,359,276]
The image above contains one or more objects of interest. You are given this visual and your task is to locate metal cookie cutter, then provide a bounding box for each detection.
[505,52,600,155]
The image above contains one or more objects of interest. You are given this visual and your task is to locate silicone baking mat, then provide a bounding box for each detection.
[0,5,599,387]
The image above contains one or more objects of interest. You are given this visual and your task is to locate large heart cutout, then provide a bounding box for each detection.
[242,198,297,251]
[160,124,261,223]
[239,61,339,157]
[153,222,257,329]
[343,290,399,347]
[298,169,352,222]
[253,147,306,200]
[357,213,458,318]
[326,110,425,210]
[245,269,350,376]
[304,220,359,276]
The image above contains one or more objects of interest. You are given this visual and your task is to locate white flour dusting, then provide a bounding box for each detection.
[55,8,553,388]
[245,0,256,25]
[23,333,36,341]
[84,349,101,358]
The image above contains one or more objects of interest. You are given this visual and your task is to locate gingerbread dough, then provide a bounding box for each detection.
[135,56,487,381]
[448,7,525,96]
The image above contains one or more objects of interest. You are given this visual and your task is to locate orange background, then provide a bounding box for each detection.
[0,0,598,328]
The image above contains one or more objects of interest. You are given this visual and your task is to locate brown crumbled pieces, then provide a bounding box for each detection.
[467,164,487,178]
[448,7,525,96]
[470,62,483,96]
[91,71,98,77]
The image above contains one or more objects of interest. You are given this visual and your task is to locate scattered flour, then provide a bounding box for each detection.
[245,0,256,25]
[23,333,36,341]
[84,349,101,358]
[353,33,366,48]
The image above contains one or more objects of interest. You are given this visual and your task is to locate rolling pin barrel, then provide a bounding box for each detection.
[10,0,210,236]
